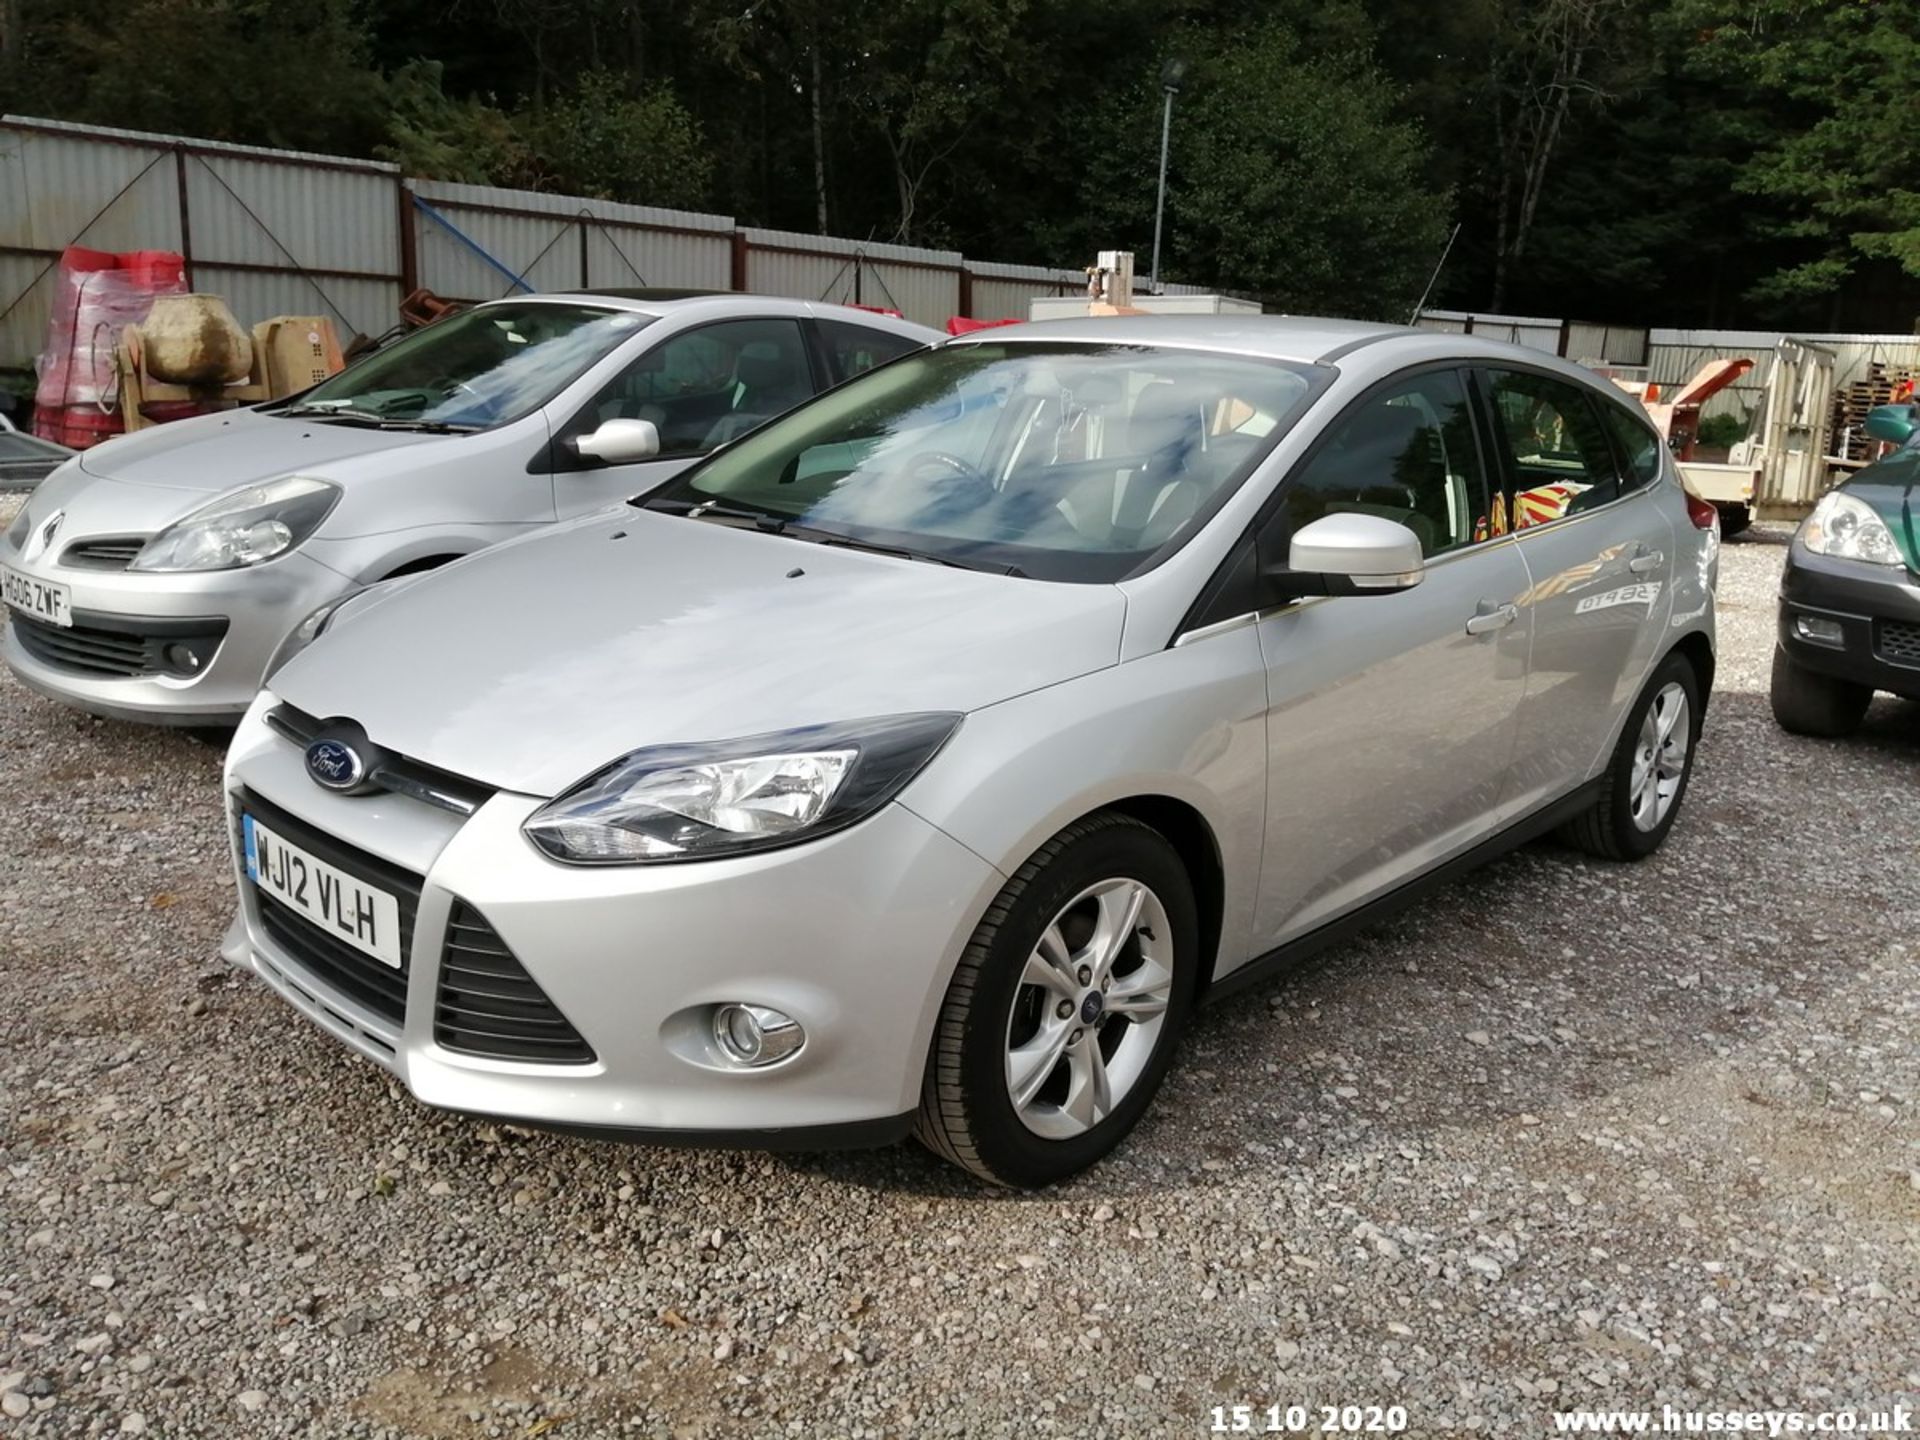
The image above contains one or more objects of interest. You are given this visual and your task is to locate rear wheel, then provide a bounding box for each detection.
[914,812,1197,1187]
[1559,653,1701,861]
[1716,503,1752,538]
[1769,646,1871,737]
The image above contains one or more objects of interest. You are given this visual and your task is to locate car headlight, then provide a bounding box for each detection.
[523,713,962,865]
[130,475,340,572]
[264,587,365,682]
[1802,490,1905,567]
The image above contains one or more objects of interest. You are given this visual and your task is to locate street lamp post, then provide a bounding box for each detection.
[1149,57,1187,296]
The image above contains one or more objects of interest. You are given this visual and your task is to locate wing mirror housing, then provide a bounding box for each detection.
[1261,512,1426,602]
[1863,403,1917,447]
[570,417,661,466]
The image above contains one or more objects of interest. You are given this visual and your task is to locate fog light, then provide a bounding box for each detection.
[712,1004,805,1067]
[162,642,203,673]
[1793,614,1846,649]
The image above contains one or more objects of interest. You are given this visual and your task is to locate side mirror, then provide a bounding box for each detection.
[571,417,661,466]
[1262,512,1425,602]
[1864,404,1917,447]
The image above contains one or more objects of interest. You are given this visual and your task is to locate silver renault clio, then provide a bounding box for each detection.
[1,292,936,725]
[221,315,1718,1186]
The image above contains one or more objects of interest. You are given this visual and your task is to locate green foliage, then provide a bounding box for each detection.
[516,70,712,210]
[376,60,526,185]
[1680,0,1920,305]
[8,0,387,154]
[1697,411,1748,448]
[1066,16,1449,317]
[5,0,1919,328]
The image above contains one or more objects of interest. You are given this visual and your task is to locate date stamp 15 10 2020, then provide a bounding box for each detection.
[1209,1404,1411,1434]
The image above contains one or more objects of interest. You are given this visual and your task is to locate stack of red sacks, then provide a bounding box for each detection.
[33,246,187,449]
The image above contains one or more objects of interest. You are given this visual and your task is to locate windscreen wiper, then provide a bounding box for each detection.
[791,526,1027,577]
[280,404,479,433]
[641,496,790,531]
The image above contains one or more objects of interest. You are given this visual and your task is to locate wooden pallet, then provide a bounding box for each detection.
[1828,360,1918,462]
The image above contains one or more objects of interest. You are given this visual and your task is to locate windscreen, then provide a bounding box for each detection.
[643,342,1322,582]
[289,303,652,430]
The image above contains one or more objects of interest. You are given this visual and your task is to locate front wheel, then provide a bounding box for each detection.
[1769,646,1871,738]
[1559,653,1701,861]
[914,812,1197,1187]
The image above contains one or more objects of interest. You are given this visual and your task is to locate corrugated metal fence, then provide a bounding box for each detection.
[1645,330,1920,424]
[0,114,1099,371]
[1417,310,1920,425]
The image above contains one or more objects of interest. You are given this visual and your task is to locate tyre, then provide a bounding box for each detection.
[1558,652,1702,861]
[1716,503,1752,538]
[1769,646,1871,737]
[914,811,1198,1187]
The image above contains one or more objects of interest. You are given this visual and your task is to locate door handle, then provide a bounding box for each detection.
[1629,548,1664,575]
[1465,602,1518,635]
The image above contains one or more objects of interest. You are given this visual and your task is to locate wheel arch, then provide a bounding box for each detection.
[1069,793,1227,1005]
[1668,629,1715,714]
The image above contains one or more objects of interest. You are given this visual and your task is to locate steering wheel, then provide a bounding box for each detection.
[901,450,990,489]
[438,377,499,422]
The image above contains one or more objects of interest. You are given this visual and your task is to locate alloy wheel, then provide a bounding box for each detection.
[1003,877,1175,1140]
[1629,682,1691,832]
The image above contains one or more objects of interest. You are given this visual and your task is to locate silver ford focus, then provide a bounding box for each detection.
[221,316,1718,1186]
[0,292,936,726]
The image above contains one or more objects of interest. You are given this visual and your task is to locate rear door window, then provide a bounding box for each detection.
[1597,399,1665,495]
[1486,370,1624,527]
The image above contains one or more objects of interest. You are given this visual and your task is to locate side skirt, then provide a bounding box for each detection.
[1203,778,1605,1006]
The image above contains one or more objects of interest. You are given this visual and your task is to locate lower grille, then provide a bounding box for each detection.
[12,612,227,678]
[235,788,422,1027]
[1877,618,1920,668]
[434,902,595,1064]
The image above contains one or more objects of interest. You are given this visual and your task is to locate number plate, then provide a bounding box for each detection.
[1,565,72,628]
[243,814,403,970]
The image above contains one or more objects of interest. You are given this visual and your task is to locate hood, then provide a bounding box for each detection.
[1843,448,1920,572]
[272,510,1126,796]
[7,463,257,551]
[77,407,438,495]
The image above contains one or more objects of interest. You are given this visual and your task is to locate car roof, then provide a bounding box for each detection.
[956,313,1415,364]
[949,313,1632,390]
[483,289,941,338]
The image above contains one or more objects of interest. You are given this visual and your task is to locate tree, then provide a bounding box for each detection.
[518,70,712,210]
[18,0,387,154]
[377,60,527,184]
[1068,17,1450,319]
[1482,0,1640,310]
[1680,0,1920,313]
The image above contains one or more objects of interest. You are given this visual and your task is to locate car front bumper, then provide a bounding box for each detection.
[219,699,1002,1147]
[1777,541,1920,700]
[0,548,349,724]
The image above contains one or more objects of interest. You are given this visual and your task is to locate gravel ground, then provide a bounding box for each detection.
[1,503,1917,1439]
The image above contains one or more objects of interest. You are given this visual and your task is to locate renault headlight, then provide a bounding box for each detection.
[131,476,340,572]
[1801,491,1904,567]
[524,713,962,865]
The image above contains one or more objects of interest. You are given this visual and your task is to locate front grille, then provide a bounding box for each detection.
[11,612,227,678]
[236,787,423,1026]
[434,901,595,1064]
[267,703,496,816]
[1877,618,1920,668]
[60,536,146,570]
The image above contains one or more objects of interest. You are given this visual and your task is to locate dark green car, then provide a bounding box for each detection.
[1771,404,1920,735]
